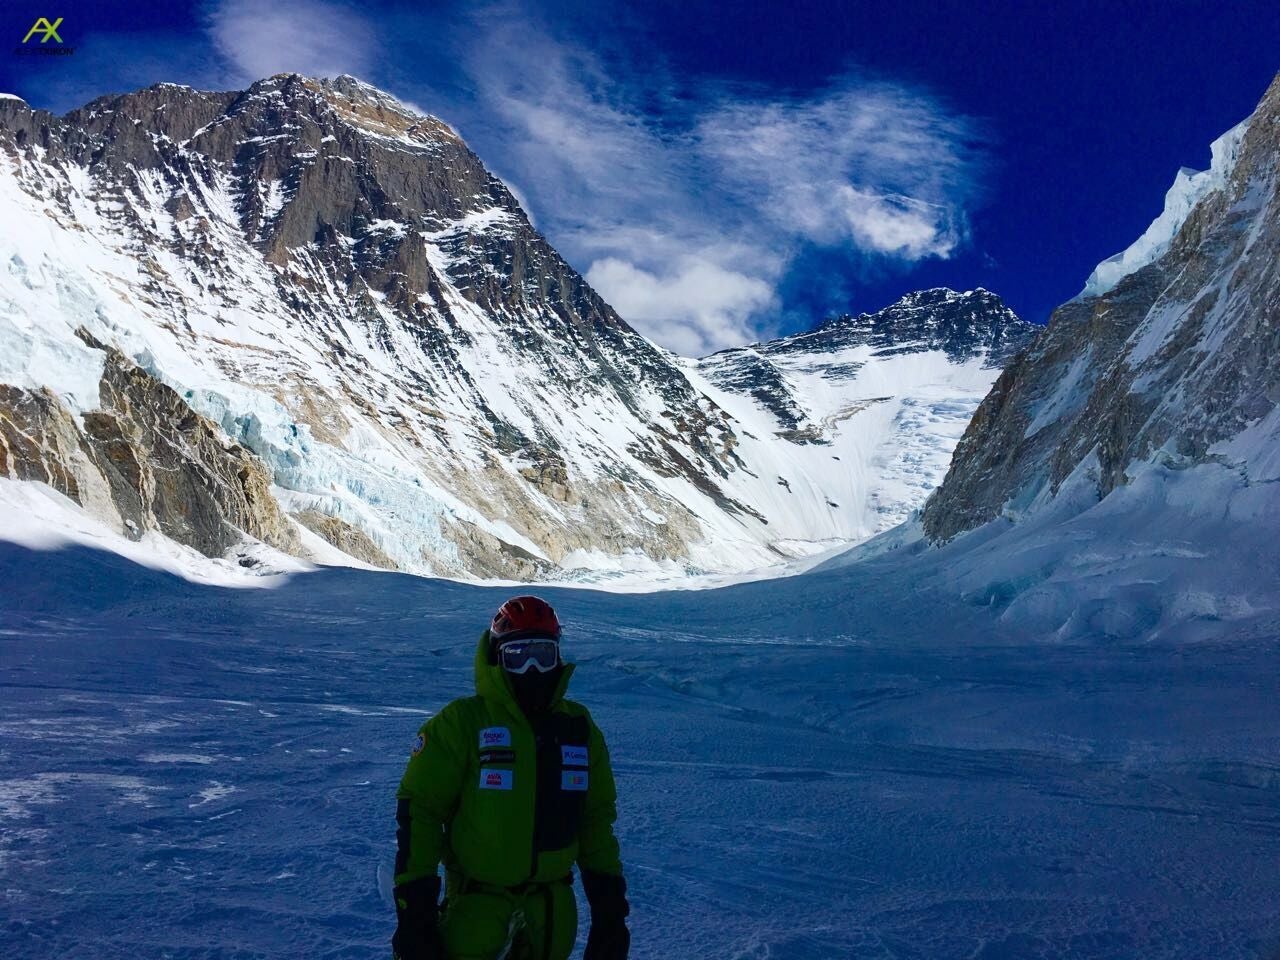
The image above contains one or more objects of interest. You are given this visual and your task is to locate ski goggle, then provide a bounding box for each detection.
[497,637,561,674]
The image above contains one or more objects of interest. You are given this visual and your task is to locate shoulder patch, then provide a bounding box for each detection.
[411,732,426,756]
[479,726,511,748]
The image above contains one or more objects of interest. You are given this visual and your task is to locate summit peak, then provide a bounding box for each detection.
[759,286,1035,368]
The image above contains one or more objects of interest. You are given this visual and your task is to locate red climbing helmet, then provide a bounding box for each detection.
[490,595,562,645]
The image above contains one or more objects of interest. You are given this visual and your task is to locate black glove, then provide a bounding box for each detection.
[582,869,630,960]
[391,875,445,960]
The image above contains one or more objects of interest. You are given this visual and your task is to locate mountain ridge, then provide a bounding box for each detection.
[0,73,1032,582]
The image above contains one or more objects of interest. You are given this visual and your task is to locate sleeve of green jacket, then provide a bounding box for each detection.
[578,713,624,876]
[394,704,467,886]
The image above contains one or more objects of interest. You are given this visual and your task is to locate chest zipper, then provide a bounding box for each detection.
[528,723,543,880]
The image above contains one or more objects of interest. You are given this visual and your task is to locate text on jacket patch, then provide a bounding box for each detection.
[561,745,588,766]
[479,769,514,790]
[479,727,511,748]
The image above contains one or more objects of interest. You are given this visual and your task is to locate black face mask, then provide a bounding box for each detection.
[507,664,564,716]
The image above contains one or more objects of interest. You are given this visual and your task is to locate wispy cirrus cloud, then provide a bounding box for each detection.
[699,84,978,259]
[422,3,987,354]
[20,0,986,356]
[205,0,376,84]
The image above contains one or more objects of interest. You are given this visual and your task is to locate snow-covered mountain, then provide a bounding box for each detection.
[895,73,1280,640]
[0,74,1035,582]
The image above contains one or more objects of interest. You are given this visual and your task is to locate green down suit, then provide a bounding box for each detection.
[395,631,624,960]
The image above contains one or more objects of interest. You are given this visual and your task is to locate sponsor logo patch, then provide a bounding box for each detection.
[479,727,512,748]
[561,745,588,767]
[411,732,426,756]
[561,770,588,792]
[479,748,516,766]
[480,768,514,790]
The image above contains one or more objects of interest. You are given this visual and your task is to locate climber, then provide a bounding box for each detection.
[392,596,630,960]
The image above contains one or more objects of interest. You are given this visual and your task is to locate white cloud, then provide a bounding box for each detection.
[436,9,985,354]
[837,188,959,258]
[586,256,777,357]
[699,85,976,259]
[41,0,982,354]
[206,0,376,83]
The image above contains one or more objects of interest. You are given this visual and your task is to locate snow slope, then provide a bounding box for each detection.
[687,289,1036,546]
[1,534,1277,959]
[0,478,308,587]
[823,454,1280,644]
[918,74,1280,651]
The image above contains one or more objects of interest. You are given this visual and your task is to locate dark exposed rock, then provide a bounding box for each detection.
[440,517,557,582]
[79,410,149,536]
[700,350,808,432]
[774,288,1038,368]
[0,385,93,504]
[701,289,1037,445]
[91,350,301,556]
[775,425,830,445]
[517,447,577,504]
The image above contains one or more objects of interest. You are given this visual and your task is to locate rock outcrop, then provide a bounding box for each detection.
[700,288,1038,447]
[776,288,1037,367]
[1,384,124,528]
[292,509,397,570]
[0,345,299,559]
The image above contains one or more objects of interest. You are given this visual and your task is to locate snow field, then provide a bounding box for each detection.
[1,536,1278,959]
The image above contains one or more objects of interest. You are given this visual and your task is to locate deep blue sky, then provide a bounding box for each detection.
[2,1,1277,352]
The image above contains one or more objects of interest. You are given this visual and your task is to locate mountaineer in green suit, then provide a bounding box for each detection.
[392,596,630,960]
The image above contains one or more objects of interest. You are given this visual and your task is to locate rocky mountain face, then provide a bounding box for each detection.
[922,74,1280,545]
[0,74,1032,581]
[685,288,1037,539]
[779,288,1034,367]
